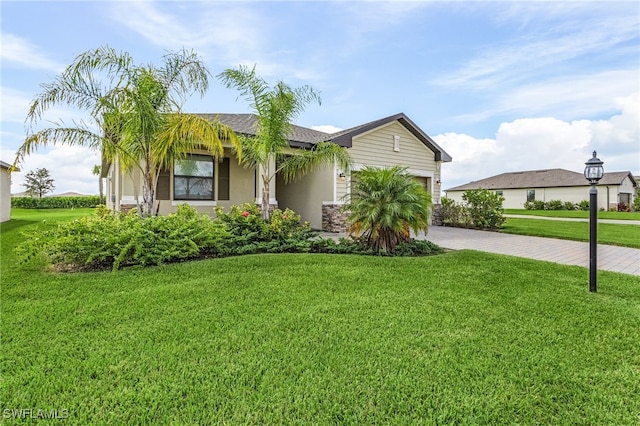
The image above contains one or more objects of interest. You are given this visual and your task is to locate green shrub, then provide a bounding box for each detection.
[578,200,590,211]
[441,197,472,227]
[523,200,546,210]
[563,201,576,210]
[544,200,564,210]
[11,196,101,209]
[16,203,444,272]
[17,205,229,271]
[462,189,506,229]
[214,203,314,245]
[309,236,443,257]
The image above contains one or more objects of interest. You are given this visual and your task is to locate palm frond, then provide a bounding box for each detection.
[159,48,210,103]
[278,142,351,183]
[344,166,432,251]
[14,126,104,167]
[154,114,240,170]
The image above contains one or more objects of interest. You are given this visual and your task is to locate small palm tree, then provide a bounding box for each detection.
[218,65,351,220]
[344,166,432,252]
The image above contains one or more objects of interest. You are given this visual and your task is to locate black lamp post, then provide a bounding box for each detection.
[584,151,604,293]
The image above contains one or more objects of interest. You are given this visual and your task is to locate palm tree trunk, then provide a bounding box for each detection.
[141,162,155,216]
[261,176,270,221]
[98,176,104,204]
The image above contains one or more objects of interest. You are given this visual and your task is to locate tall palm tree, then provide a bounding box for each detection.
[218,65,351,220]
[15,46,240,216]
[344,166,432,252]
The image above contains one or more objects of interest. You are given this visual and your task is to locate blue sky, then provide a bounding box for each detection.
[1,1,638,195]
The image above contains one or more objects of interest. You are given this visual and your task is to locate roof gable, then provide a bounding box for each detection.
[327,113,452,162]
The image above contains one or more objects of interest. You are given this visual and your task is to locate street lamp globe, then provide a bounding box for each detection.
[584,151,604,184]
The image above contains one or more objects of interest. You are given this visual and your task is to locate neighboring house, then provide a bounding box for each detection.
[1,160,18,222]
[105,112,452,231]
[445,168,637,210]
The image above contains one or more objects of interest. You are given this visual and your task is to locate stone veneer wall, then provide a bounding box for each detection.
[431,204,443,226]
[322,204,348,233]
[120,204,138,214]
[258,203,279,216]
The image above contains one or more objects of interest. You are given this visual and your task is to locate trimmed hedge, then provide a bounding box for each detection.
[11,196,101,209]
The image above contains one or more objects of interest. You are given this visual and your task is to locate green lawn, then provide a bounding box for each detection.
[504,209,640,220]
[2,210,640,424]
[502,217,640,248]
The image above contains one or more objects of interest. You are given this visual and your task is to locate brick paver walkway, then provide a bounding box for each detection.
[422,226,640,276]
[319,226,640,276]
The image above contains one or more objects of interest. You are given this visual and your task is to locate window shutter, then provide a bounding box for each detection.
[156,167,170,200]
[218,158,230,201]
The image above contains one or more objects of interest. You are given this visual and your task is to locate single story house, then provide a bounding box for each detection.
[105,112,452,231]
[1,160,17,222]
[445,168,637,210]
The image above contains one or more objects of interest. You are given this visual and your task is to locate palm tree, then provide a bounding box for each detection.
[218,65,351,220]
[344,166,432,252]
[15,46,240,216]
[92,165,103,204]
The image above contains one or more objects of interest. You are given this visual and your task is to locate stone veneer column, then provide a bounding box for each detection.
[258,202,279,216]
[431,204,443,226]
[120,204,138,214]
[322,204,349,233]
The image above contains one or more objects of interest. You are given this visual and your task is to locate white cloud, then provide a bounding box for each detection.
[311,125,343,134]
[435,9,639,90]
[491,70,638,121]
[6,146,100,195]
[107,2,325,82]
[437,96,640,191]
[108,2,264,64]
[0,33,65,72]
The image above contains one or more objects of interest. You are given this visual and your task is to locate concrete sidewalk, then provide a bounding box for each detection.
[504,214,640,225]
[422,226,640,276]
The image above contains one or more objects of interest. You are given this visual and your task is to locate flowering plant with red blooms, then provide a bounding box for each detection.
[241,211,250,217]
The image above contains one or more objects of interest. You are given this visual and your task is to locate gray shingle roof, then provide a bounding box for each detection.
[197,112,452,162]
[446,169,637,191]
[198,113,331,148]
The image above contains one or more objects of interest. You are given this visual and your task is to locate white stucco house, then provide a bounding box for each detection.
[104,112,452,231]
[1,160,17,222]
[445,168,637,210]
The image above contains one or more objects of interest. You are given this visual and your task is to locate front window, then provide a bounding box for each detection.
[174,155,214,200]
[526,189,535,202]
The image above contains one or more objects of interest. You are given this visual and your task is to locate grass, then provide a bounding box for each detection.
[504,209,640,220]
[502,217,640,248]
[2,209,640,424]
